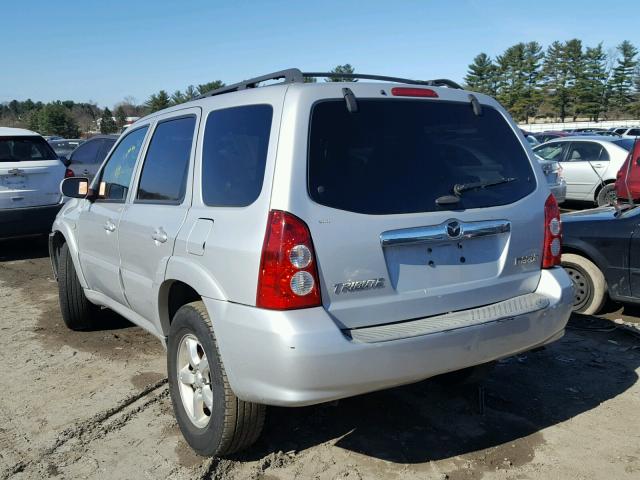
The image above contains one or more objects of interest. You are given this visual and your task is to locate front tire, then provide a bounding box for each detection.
[167,301,265,457]
[57,242,98,330]
[561,253,607,314]
[596,183,617,207]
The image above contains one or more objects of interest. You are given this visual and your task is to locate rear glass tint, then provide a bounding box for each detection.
[0,136,57,162]
[308,100,535,215]
[202,104,273,207]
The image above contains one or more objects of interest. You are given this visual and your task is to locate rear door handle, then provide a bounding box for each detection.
[152,227,168,244]
[103,220,116,232]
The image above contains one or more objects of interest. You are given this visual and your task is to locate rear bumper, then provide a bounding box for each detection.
[205,267,573,407]
[0,204,62,239]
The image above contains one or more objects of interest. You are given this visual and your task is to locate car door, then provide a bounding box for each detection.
[561,141,607,200]
[118,110,199,326]
[76,126,149,306]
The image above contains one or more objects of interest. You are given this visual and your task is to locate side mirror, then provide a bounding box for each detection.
[61,177,90,199]
[59,155,71,167]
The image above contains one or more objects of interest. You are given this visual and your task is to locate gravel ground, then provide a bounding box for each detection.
[0,237,639,480]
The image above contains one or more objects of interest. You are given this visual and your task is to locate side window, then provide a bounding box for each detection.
[535,143,566,161]
[97,127,148,202]
[70,139,100,164]
[202,104,273,207]
[566,142,602,162]
[628,129,640,136]
[136,116,196,203]
[599,146,610,161]
[97,139,116,164]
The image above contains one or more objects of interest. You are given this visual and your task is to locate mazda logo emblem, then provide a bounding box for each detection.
[446,221,462,239]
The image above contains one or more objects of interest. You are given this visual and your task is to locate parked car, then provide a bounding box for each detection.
[1,127,66,239]
[533,136,634,206]
[533,131,571,144]
[617,127,640,139]
[49,69,573,456]
[536,155,566,203]
[614,138,640,202]
[48,139,83,158]
[562,204,640,314]
[65,135,118,180]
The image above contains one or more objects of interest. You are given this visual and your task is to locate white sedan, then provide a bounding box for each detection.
[534,136,635,206]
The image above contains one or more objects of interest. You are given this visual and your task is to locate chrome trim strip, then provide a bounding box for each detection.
[380,219,511,247]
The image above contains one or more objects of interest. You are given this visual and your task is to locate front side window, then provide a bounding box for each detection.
[97,127,148,201]
[136,116,196,203]
[309,100,536,214]
[0,136,57,162]
[201,105,273,207]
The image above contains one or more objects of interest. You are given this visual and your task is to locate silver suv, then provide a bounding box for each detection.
[50,69,573,457]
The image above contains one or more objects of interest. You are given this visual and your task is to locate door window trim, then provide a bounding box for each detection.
[133,113,198,206]
[93,125,150,204]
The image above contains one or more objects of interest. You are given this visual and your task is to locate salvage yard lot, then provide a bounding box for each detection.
[0,238,639,480]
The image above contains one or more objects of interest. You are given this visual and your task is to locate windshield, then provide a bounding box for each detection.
[0,136,58,162]
[613,139,635,151]
[308,99,536,214]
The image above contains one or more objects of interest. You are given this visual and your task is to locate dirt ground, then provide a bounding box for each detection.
[0,237,639,480]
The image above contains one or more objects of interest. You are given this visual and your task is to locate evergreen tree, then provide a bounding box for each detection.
[115,106,127,129]
[521,42,545,122]
[32,102,80,137]
[100,107,117,134]
[464,53,497,95]
[543,41,571,122]
[609,40,638,115]
[564,39,585,120]
[197,81,225,96]
[496,43,528,121]
[580,44,608,121]
[145,90,171,113]
[326,64,357,82]
[171,90,187,105]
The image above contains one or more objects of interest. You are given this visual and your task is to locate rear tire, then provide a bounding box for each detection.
[561,253,607,314]
[167,301,265,457]
[596,184,617,207]
[57,242,98,330]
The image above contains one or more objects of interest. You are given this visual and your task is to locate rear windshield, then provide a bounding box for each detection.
[0,136,58,162]
[308,100,536,215]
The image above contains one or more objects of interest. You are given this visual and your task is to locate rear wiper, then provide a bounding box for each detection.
[453,177,517,196]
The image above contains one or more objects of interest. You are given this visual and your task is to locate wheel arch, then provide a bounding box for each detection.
[593,178,616,202]
[49,226,88,288]
[159,257,227,336]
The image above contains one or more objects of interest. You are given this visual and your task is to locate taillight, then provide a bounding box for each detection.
[542,194,562,268]
[391,87,438,98]
[256,210,322,310]
[64,168,75,178]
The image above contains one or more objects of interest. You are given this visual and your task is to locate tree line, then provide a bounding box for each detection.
[0,64,357,137]
[464,40,639,123]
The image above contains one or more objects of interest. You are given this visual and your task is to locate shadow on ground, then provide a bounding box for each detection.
[0,235,50,262]
[231,314,639,468]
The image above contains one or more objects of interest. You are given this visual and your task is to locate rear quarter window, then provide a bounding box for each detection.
[201,104,273,207]
[307,99,536,215]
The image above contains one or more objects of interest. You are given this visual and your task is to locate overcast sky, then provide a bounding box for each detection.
[2,0,638,107]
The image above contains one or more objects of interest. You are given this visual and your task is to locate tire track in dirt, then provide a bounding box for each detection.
[0,379,168,480]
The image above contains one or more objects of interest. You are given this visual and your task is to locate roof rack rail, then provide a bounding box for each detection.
[302,72,463,89]
[195,68,304,99]
[195,68,463,99]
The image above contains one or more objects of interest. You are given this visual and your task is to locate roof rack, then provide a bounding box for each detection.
[196,68,463,99]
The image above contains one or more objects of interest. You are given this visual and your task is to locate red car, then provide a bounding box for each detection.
[615,138,640,202]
